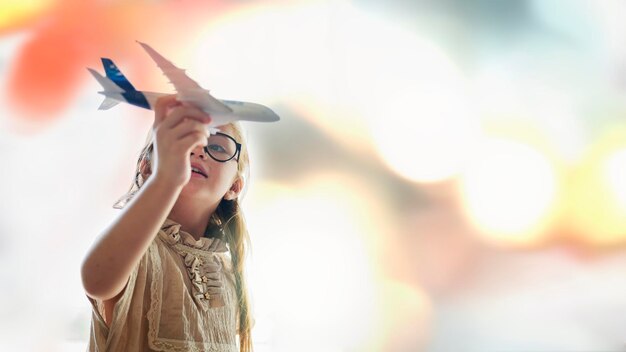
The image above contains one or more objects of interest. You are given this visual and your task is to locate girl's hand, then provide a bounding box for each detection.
[150,95,212,189]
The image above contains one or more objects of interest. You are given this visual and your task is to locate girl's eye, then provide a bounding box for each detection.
[208,144,227,153]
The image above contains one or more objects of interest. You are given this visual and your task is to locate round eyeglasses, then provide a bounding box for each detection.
[203,132,241,163]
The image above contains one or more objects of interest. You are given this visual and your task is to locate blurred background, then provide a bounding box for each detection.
[1,0,626,351]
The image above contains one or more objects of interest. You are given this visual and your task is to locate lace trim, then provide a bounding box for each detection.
[180,248,225,308]
[147,230,238,352]
[159,219,231,310]
[159,218,229,252]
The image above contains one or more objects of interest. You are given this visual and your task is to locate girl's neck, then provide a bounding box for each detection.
[168,199,218,241]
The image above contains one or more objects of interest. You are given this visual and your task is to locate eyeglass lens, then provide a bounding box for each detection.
[204,134,237,161]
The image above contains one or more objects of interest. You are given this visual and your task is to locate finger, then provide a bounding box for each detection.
[163,105,212,130]
[178,133,208,151]
[153,94,179,127]
[172,119,210,140]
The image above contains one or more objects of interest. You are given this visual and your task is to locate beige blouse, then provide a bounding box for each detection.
[85,218,240,352]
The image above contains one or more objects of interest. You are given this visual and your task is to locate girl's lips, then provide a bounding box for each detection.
[191,171,207,179]
[191,162,207,177]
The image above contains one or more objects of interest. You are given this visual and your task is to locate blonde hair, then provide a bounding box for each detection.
[113,122,254,352]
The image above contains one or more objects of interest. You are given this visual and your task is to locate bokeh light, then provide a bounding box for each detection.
[368,85,482,183]
[459,138,559,245]
[567,126,626,245]
[245,174,383,351]
[605,148,626,211]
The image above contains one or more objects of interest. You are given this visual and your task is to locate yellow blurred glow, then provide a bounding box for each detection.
[567,128,626,245]
[0,0,53,30]
[604,148,626,211]
[375,280,432,351]
[244,174,382,349]
[459,138,558,245]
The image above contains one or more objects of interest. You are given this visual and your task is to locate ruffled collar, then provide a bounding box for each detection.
[158,218,229,252]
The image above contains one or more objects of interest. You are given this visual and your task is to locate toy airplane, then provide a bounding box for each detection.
[88,41,279,132]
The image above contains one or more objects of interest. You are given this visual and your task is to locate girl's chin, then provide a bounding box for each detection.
[182,178,217,192]
[182,178,206,191]
[179,185,213,199]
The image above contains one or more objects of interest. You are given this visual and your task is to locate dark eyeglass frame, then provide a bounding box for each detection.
[204,132,241,163]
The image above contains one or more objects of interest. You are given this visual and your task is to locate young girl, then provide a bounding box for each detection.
[82,94,254,352]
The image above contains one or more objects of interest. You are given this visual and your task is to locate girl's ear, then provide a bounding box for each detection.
[224,177,243,200]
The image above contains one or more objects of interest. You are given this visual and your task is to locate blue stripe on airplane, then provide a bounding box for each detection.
[122,90,151,109]
[101,58,150,109]
[101,58,136,91]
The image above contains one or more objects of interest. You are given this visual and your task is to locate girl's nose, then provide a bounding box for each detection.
[191,145,207,159]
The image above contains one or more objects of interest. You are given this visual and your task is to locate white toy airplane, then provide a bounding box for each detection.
[88,41,279,132]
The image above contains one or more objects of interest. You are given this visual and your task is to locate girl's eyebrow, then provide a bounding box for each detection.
[214,132,239,143]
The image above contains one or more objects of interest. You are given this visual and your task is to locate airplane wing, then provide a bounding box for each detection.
[98,97,121,110]
[87,68,124,93]
[137,41,232,114]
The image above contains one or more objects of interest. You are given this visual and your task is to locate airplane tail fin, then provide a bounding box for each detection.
[101,58,137,92]
[87,68,124,93]
[88,59,151,111]
[87,68,123,110]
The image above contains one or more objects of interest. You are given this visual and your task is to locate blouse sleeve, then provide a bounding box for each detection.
[85,240,154,350]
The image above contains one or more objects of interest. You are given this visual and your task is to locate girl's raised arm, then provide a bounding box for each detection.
[81,95,212,301]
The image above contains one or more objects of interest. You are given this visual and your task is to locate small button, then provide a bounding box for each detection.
[204,292,211,300]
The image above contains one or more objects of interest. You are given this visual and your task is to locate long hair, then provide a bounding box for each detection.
[113,122,254,352]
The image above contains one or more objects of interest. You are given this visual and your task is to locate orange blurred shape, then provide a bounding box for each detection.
[4,0,230,125]
[7,28,87,121]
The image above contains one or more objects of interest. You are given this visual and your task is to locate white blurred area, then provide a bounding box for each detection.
[1,1,626,351]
